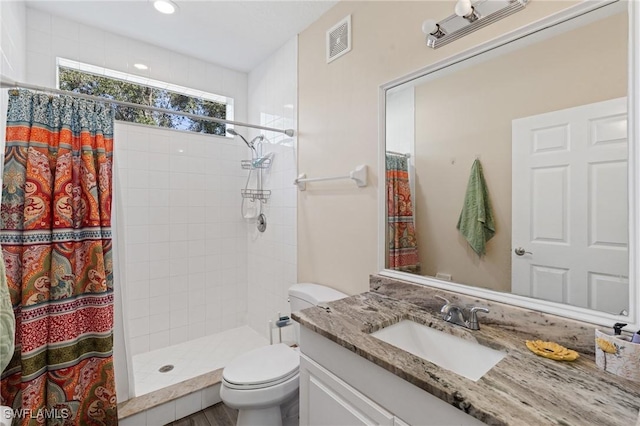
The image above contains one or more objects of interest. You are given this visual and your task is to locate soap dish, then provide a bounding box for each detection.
[525,340,579,361]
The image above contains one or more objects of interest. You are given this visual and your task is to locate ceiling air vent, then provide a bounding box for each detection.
[326,15,351,64]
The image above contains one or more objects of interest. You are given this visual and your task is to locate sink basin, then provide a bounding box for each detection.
[370,320,506,381]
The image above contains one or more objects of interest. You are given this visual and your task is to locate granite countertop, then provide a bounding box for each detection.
[292,281,640,426]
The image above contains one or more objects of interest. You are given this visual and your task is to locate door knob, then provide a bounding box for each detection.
[514,247,533,256]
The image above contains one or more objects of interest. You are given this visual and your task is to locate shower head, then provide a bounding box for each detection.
[227,128,255,151]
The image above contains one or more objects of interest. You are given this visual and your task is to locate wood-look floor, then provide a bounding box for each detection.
[169,402,238,426]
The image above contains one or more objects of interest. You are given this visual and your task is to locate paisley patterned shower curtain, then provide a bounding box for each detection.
[386,153,420,273]
[0,90,118,425]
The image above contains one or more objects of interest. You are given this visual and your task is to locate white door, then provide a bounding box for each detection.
[512,98,628,314]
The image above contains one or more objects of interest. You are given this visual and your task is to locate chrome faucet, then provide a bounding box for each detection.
[435,296,489,330]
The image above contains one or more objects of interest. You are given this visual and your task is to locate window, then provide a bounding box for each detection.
[57,58,233,136]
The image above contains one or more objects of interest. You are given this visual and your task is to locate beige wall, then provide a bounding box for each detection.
[413,12,627,292]
[298,1,584,296]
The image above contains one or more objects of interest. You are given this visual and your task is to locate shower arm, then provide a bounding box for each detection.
[227,130,265,153]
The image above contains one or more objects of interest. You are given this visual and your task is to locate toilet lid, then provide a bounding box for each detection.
[223,344,300,388]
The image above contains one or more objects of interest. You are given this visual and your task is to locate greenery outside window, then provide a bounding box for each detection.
[57,58,232,136]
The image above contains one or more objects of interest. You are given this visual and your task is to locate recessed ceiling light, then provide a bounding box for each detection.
[153,0,177,15]
[133,63,148,70]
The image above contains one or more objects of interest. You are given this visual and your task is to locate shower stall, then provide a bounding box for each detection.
[113,122,272,397]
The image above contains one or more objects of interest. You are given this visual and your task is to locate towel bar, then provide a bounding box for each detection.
[294,165,367,191]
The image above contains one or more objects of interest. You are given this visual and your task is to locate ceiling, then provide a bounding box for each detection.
[26,0,338,72]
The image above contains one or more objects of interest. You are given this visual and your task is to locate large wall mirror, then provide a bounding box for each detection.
[380,0,639,326]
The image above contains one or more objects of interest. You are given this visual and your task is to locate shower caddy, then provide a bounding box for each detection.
[240,145,274,233]
[240,157,273,203]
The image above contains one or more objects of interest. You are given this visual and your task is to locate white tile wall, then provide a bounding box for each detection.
[145,401,176,425]
[1,1,27,169]
[118,383,222,426]
[246,37,298,341]
[116,123,249,354]
[1,2,26,81]
[175,392,201,420]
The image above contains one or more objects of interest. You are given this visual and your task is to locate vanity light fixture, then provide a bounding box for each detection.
[423,0,528,49]
[153,0,178,15]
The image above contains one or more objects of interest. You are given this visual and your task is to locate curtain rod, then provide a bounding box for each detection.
[0,76,295,137]
[386,150,411,158]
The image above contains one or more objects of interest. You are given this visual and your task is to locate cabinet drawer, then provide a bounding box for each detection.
[300,355,394,426]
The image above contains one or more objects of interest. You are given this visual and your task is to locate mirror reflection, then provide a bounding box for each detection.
[385,6,629,315]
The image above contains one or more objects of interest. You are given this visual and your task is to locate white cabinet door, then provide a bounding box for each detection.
[512,97,629,314]
[300,355,394,426]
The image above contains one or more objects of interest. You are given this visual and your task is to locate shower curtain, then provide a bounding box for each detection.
[386,153,420,273]
[0,90,118,425]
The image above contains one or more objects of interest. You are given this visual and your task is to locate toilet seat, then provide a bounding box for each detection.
[222,343,299,390]
[223,369,299,390]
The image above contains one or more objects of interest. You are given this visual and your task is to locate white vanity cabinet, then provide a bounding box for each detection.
[299,327,486,426]
[300,355,395,425]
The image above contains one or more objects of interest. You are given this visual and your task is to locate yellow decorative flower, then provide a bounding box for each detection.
[525,340,580,361]
[596,338,617,354]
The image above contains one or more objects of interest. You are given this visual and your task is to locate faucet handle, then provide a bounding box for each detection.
[435,295,451,312]
[468,306,489,330]
[435,295,450,305]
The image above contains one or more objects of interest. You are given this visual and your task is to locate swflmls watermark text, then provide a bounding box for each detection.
[2,408,71,420]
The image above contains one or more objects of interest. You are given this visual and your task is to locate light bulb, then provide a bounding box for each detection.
[455,0,473,17]
[153,0,177,15]
[422,19,438,35]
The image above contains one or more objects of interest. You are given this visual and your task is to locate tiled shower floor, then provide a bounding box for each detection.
[132,326,269,396]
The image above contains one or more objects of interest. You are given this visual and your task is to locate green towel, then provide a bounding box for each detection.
[0,248,15,373]
[457,159,495,256]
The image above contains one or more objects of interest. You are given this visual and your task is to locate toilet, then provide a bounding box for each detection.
[220,283,347,426]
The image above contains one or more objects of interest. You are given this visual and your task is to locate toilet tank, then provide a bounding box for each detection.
[288,283,347,312]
